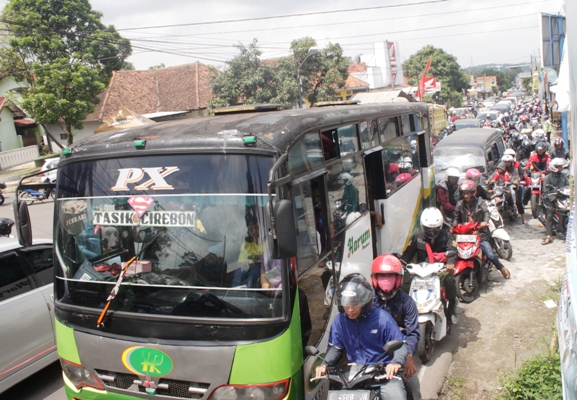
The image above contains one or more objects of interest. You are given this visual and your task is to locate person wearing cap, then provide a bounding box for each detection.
[543,115,552,142]
[315,273,408,399]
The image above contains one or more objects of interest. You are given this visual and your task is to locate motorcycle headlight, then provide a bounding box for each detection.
[209,379,289,400]
[410,277,440,312]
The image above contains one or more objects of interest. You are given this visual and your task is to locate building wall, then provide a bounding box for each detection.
[0,107,22,151]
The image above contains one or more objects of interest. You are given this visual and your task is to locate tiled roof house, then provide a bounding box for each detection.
[85,62,214,124]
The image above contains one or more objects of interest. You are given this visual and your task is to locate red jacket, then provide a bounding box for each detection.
[526,152,551,171]
[492,171,510,183]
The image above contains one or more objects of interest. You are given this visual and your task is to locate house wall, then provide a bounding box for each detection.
[45,121,101,151]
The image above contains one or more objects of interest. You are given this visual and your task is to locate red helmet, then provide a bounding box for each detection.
[371,255,403,300]
[459,179,477,196]
[395,173,412,185]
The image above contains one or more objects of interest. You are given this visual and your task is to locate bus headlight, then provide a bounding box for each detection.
[209,379,289,399]
[60,358,103,390]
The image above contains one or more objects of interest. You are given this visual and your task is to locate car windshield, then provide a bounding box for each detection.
[434,148,485,173]
[54,154,285,320]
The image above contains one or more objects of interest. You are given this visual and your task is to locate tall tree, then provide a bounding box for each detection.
[403,45,469,107]
[210,37,349,109]
[0,0,131,145]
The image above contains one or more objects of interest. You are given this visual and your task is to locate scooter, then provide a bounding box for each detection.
[487,182,518,223]
[452,222,492,303]
[539,185,571,236]
[307,340,406,400]
[527,170,547,218]
[0,182,6,206]
[405,257,453,363]
[486,199,513,260]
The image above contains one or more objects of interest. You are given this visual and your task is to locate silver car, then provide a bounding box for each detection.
[0,237,56,394]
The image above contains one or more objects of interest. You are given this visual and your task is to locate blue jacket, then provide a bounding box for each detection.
[326,306,407,366]
[374,290,420,356]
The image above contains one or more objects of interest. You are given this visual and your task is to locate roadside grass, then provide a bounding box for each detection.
[440,375,467,399]
[495,279,563,400]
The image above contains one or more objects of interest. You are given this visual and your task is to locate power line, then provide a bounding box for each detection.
[117,0,448,31]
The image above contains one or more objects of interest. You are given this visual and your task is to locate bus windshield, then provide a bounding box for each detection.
[54,154,285,320]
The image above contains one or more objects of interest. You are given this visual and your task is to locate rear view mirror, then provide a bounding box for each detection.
[266,200,297,259]
[383,340,404,355]
[14,200,32,247]
[445,250,456,258]
[305,346,320,356]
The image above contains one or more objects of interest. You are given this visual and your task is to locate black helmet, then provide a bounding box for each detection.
[535,142,547,152]
[522,139,532,149]
[336,273,374,316]
[0,218,14,236]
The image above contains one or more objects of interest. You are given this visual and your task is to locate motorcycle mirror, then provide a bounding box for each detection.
[391,252,402,259]
[305,346,320,356]
[383,340,404,356]
[445,250,456,258]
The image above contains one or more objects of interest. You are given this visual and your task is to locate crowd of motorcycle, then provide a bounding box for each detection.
[313,98,573,400]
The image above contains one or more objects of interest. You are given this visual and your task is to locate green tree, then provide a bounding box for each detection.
[0,0,132,145]
[403,45,469,107]
[210,37,349,109]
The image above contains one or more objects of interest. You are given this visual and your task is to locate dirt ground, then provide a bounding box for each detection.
[437,215,566,400]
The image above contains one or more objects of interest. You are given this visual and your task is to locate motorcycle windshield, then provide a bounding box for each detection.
[54,154,287,320]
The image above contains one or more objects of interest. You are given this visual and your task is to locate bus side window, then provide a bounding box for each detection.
[336,125,359,157]
[400,114,412,136]
[288,133,324,177]
[326,156,366,234]
[383,136,416,194]
[321,129,338,161]
[291,178,329,275]
[377,117,398,143]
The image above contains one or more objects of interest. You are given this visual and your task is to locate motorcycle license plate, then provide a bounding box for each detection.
[328,390,372,400]
[456,234,476,242]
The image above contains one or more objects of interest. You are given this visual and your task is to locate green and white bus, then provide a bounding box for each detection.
[30,102,434,399]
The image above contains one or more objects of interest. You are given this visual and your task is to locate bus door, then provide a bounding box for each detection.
[364,147,385,256]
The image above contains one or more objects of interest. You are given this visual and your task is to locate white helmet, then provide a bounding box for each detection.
[445,167,460,182]
[420,207,443,240]
[340,173,353,186]
[403,156,413,164]
[504,149,516,158]
[504,112,509,117]
[549,158,568,173]
[501,154,515,163]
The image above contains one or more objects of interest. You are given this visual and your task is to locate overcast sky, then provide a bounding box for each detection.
[0,0,565,71]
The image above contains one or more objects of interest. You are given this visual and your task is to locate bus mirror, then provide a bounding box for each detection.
[266,200,297,259]
[14,200,32,247]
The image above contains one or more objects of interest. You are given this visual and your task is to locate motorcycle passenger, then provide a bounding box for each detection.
[552,137,569,160]
[315,273,408,399]
[401,208,459,323]
[527,142,551,172]
[371,255,422,400]
[516,137,532,159]
[453,180,511,279]
[466,168,489,200]
[437,167,460,220]
[541,158,570,245]
[503,150,528,224]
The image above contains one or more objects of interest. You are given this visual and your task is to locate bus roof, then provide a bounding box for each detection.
[435,128,502,151]
[65,103,427,161]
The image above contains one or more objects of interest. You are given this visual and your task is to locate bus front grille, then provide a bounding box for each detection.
[95,369,210,399]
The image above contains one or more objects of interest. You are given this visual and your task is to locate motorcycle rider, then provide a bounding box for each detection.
[371,255,421,400]
[541,158,570,245]
[503,150,528,224]
[315,273,408,399]
[466,168,489,200]
[437,167,460,220]
[453,180,511,279]
[516,138,532,163]
[401,208,459,323]
[0,218,14,237]
[552,137,569,160]
[526,141,551,172]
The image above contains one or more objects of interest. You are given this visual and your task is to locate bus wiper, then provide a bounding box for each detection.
[96,233,161,328]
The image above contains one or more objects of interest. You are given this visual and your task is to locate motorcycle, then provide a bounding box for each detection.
[0,182,5,206]
[405,257,453,363]
[487,182,518,223]
[452,222,492,303]
[42,177,56,200]
[18,188,47,204]
[332,199,348,232]
[486,198,513,260]
[525,170,547,218]
[539,185,571,236]
[308,340,406,400]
